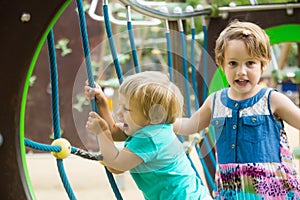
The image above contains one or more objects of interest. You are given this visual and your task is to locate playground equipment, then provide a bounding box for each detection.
[1,0,300,199]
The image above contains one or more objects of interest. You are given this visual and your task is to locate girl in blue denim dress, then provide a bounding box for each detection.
[174,20,300,199]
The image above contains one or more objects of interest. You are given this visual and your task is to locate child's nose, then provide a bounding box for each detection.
[237,65,247,75]
[116,107,123,121]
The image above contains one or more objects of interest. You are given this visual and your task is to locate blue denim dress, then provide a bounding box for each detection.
[211,87,300,199]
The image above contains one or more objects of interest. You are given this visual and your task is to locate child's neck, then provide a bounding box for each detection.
[227,85,263,101]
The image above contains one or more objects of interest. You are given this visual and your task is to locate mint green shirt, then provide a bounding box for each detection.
[125,124,210,200]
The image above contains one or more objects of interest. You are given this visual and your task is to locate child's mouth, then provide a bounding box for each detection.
[235,80,249,86]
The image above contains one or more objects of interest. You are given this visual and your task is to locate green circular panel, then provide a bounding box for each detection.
[266,24,300,44]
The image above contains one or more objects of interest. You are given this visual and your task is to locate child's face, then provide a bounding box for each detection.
[116,94,149,136]
[223,39,262,99]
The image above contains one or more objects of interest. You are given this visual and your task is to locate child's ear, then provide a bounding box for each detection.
[261,66,266,73]
[149,104,167,124]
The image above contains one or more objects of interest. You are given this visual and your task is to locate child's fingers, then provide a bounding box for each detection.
[115,122,125,131]
[85,120,93,130]
[89,111,100,118]
[86,117,108,134]
[84,86,95,100]
[86,115,100,131]
[96,117,109,130]
[95,82,101,89]
[84,86,93,94]
[85,80,100,90]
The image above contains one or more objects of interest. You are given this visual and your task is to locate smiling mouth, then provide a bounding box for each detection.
[235,79,248,82]
[235,79,249,86]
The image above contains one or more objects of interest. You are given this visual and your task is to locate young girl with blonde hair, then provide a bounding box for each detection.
[86,71,212,200]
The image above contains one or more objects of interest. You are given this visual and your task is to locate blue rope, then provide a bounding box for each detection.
[201,24,218,190]
[187,19,217,191]
[47,29,77,200]
[25,138,103,161]
[75,0,97,112]
[25,138,61,152]
[25,140,90,199]
[179,31,192,117]
[103,4,123,84]
[47,30,62,140]
[57,160,76,199]
[186,154,203,184]
[25,138,76,154]
[195,137,217,191]
[190,28,199,109]
[190,25,216,184]
[173,23,207,185]
[202,25,208,102]
[127,20,140,73]
[166,31,173,82]
[203,136,217,167]
[75,1,123,199]
[207,126,217,167]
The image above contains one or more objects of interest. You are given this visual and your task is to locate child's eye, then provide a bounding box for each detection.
[121,105,131,112]
[247,61,255,65]
[118,104,131,112]
[247,61,259,68]
[123,106,131,112]
[229,61,237,66]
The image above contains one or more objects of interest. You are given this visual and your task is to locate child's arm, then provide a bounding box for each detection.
[84,82,127,141]
[106,166,125,174]
[86,112,143,171]
[173,95,213,135]
[271,91,300,130]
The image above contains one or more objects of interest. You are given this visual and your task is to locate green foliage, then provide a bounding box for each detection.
[49,129,64,139]
[98,78,120,88]
[29,76,37,87]
[186,0,201,8]
[73,95,90,112]
[55,39,72,57]
[82,0,90,12]
[287,43,299,67]
[209,0,297,6]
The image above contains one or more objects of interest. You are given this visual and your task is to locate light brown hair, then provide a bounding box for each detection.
[215,20,271,70]
[119,71,183,124]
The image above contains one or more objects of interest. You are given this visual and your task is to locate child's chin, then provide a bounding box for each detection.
[124,130,133,136]
[123,127,131,135]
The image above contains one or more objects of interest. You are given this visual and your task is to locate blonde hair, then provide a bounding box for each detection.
[215,20,271,69]
[119,71,183,124]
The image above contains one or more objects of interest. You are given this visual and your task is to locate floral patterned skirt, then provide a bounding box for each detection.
[214,131,300,200]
